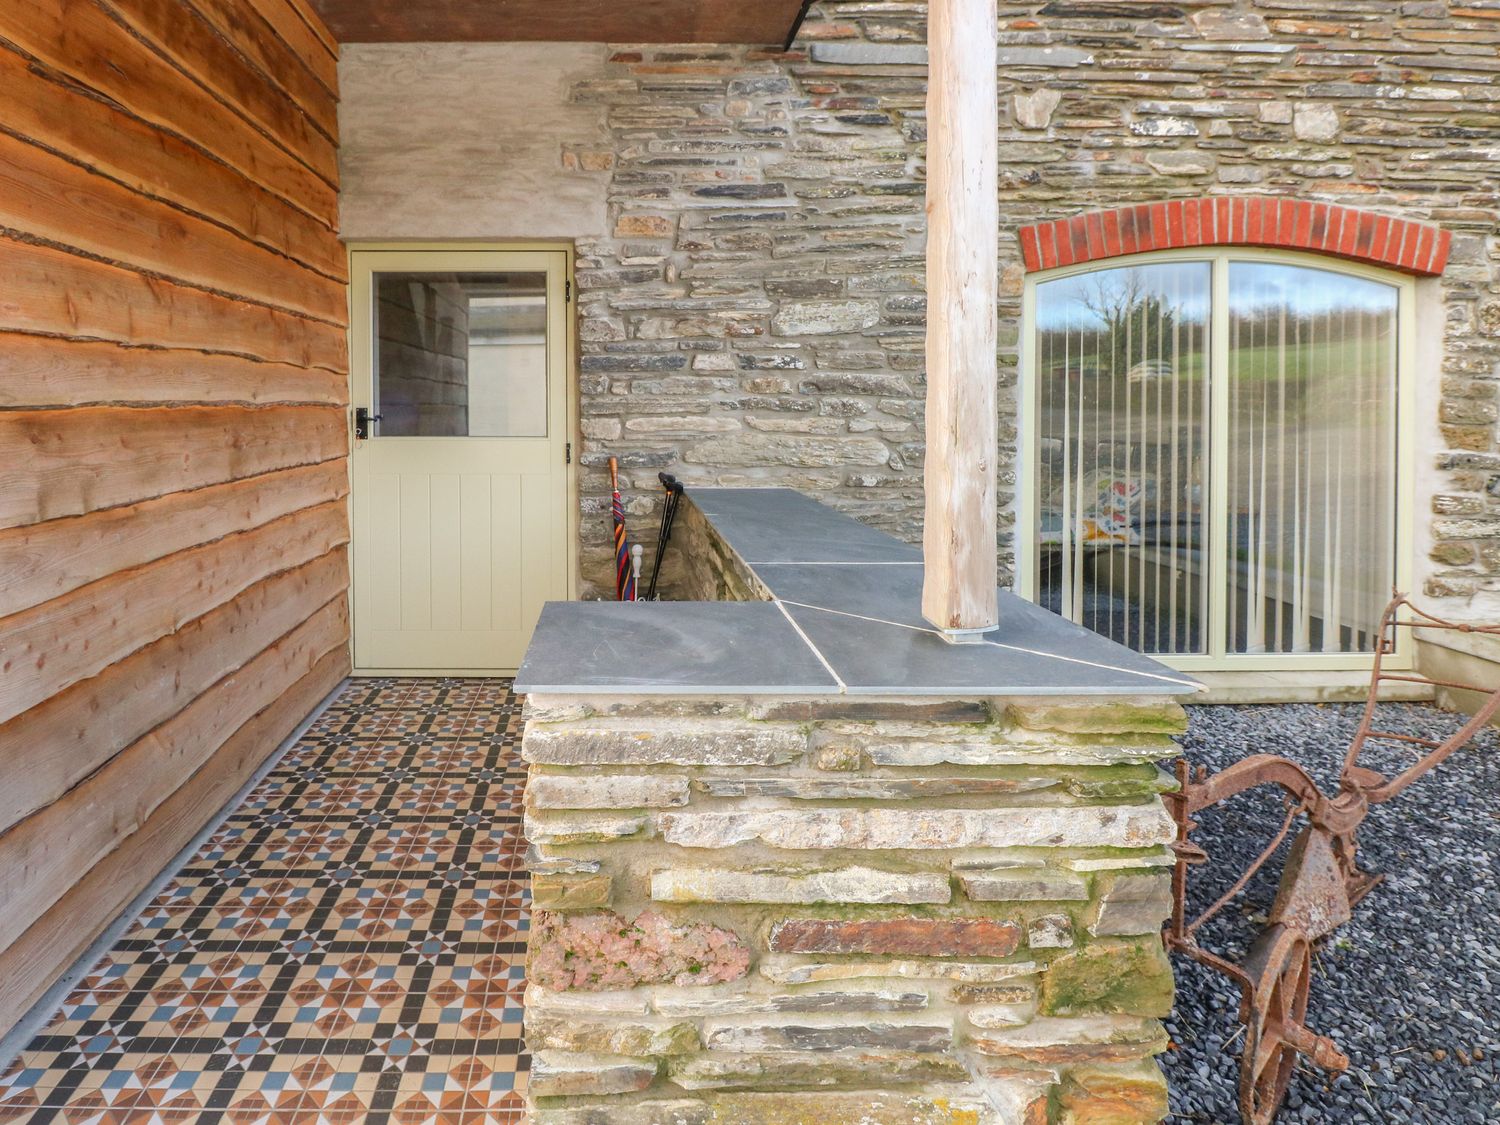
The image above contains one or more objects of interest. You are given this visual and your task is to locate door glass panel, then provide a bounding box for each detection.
[1226,263,1398,654]
[373,271,548,437]
[1036,261,1212,655]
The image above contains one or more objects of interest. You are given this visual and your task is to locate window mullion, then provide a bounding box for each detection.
[1208,254,1232,664]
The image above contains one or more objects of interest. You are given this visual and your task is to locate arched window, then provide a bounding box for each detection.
[1018,229,1423,670]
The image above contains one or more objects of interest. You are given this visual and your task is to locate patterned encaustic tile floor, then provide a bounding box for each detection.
[0,678,531,1124]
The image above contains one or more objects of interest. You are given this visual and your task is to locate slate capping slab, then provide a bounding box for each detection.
[515,488,1201,697]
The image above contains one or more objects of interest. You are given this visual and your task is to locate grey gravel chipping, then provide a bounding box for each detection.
[1163,703,1500,1124]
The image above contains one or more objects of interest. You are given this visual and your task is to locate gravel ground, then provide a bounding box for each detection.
[1162,702,1500,1124]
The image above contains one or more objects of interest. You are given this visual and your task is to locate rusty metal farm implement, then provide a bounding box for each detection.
[1165,594,1500,1124]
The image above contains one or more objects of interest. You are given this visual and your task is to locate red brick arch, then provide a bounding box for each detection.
[1017,196,1450,277]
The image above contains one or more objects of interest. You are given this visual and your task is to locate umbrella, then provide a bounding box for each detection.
[609,457,638,602]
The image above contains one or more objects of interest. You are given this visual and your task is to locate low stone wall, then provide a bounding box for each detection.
[658,497,769,604]
[522,692,1185,1123]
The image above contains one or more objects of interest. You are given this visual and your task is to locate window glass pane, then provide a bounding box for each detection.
[1226,262,1397,654]
[374,271,548,437]
[1036,262,1212,655]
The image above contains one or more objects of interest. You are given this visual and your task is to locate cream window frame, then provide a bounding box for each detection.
[1016,247,1417,673]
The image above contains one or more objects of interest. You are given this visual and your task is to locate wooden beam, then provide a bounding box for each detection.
[920,0,999,636]
[305,0,809,45]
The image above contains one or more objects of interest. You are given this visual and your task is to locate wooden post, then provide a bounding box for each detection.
[921,0,1000,637]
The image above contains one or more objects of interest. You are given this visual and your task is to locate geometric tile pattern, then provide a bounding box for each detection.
[0,679,529,1124]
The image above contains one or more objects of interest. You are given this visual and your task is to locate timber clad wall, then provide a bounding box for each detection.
[0,0,349,1033]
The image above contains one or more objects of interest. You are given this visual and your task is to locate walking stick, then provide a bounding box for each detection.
[647,473,685,601]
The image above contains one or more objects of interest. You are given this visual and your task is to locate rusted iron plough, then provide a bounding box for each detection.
[1164,594,1500,1124]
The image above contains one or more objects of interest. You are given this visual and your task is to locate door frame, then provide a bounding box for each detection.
[344,240,580,676]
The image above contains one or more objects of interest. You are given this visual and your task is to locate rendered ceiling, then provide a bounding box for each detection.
[307,0,813,45]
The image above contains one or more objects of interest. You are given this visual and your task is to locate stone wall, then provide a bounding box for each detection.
[335,4,1500,622]
[568,0,1500,620]
[521,691,1185,1123]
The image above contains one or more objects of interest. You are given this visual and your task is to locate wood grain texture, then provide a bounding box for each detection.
[0,131,345,323]
[0,645,347,1035]
[244,0,339,91]
[0,332,346,409]
[307,0,808,44]
[5,0,338,214]
[0,598,348,952]
[920,0,999,633]
[0,405,346,528]
[0,551,348,834]
[0,239,346,371]
[104,0,338,170]
[0,0,347,1038]
[0,501,348,726]
[0,462,349,618]
[0,46,345,278]
[188,0,339,136]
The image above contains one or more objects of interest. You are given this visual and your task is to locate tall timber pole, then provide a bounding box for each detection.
[921,0,1000,639]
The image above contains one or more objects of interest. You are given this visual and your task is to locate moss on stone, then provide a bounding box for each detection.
[1039,939,1174,1018]
[698,1091,986,1124]
[1006,701,1189,736]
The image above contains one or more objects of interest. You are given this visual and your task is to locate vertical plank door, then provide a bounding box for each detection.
[349,248,570,672]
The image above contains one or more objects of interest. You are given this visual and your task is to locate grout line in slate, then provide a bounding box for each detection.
[771,597,846,694]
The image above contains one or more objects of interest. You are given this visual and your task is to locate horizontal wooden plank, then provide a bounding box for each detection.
[0,500,348,724]
[104,0,338,175]
[0,132,344,323]
[4,0,338,218]
[279,0,340,60]
[0,596,348,952]
[0,238,347,371]
[0,405,346,527]
[0,550,347,833]
[0,643,347,1034]
[0,461,348,618]
[187,0,339,140]
[0,48,344,279]
[0,332,346,409]
[243,0,338,95]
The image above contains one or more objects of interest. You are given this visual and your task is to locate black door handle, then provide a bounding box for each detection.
[354,407,383,439]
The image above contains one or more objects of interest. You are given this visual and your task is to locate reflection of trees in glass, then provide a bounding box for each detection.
[1037,270,1194,389]
[1081,270,1178,374]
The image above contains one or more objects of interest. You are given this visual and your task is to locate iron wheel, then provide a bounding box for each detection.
[1238,923,1313,1125]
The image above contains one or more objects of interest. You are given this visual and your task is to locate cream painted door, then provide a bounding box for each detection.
[349,248,571,673]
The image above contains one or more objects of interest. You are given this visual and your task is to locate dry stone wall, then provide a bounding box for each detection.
[521,692,1186,1123]
[572,0,1500,616]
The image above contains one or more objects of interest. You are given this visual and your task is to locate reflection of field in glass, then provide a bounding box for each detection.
[1035,258,1398,658]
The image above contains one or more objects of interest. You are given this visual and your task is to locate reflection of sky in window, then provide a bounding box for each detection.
[1036,261,1210,331]
[1230,262,1396,316]
[1036,259,1397,331]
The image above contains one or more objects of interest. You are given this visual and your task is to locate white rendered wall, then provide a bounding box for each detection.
[337,43,612,242]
